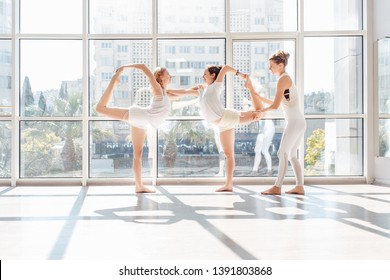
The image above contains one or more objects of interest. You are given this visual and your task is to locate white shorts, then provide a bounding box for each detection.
[217,109,240,132]
[128,106,150,130]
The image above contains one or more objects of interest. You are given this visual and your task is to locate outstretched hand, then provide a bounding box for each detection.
[112,66,126,84]
[237,72,247,80]
[192,84,206,90]
[115,65,127,74]
[115,64,140,73]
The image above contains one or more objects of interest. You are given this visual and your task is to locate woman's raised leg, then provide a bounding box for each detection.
[96,71,129,121]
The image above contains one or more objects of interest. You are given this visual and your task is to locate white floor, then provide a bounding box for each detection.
[0,184,389,260]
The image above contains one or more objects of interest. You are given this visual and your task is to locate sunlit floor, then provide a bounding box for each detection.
[0,184,389,260]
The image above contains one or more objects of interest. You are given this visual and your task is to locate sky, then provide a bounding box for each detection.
[20,40,82,92]
[20,0,82,91]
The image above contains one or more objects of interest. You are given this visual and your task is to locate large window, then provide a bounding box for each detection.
[0,0,367,183]
[20,121,82,177]
[20,0,82,34]
[90,121,151,178]
[378,38,390,157]
[230,0,297,32]
[304,119,363,176]
[0,121,11,177]
[0,40,11,117]
[158,0,225,34]
[89,0,152,34]
[20,40,83,117]
[89,39,153,116]
[304,37,363,115]
[303,0,363,31]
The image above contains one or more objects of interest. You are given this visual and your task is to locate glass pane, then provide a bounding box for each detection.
[304,0,362,31]
[89,0,152,34]
[158,39,225,116]
[158,0,225,34]
[304,37,363,114]
[20,121,82,177]
[90,121,152,178]
[235,119,284,177]
[0,0,12,34]
[304,119,363,176]
[158,120,220,177]
[230,0,297,32]
[232,40,295,118]
[158,120,285,178]
[20,40,82,117]
[90,40,153,116]
[0,121,11,178]
[378,38,390,114]
[0,40,12,116]
[379,119,390,157]
[20,0,82,33]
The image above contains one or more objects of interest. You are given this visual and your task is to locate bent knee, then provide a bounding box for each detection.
[133,149,143,159]
[277,150,288,159]
[224,152,234,160]
[288,155,298,161]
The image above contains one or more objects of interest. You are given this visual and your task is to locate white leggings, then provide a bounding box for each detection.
[252,132,274,171]
[274,118,306,187]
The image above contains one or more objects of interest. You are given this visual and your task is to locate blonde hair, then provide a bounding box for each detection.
[269,50,290,66]
[153,67,168,89]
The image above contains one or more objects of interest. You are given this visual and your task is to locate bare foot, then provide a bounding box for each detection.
[135,186,156,193]
[285,185,305,195]
[261,186,281,195]
[215,185,233,192]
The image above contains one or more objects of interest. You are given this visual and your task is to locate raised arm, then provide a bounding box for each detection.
[215,65,239,83]
[171,96,199,110]
[166,85,201,99]
[119,64,163,95]
[261,75,291,113]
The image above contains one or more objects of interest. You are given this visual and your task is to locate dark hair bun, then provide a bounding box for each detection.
[269,50,290,66]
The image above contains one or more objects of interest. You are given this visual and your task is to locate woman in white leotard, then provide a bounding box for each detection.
[96,64,182,193]
[249,50,306,195]
[167,64,264,192]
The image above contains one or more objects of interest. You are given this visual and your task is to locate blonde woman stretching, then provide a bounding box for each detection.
[167,65,264,192]
[97,64,177,193]
[252,50,306,195]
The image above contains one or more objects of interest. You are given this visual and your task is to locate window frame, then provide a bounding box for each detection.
[0,0,371,186]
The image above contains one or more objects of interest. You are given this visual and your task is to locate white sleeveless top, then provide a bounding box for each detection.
[199,82,225,123]
[279,73,304,120]
[147,92,171,129]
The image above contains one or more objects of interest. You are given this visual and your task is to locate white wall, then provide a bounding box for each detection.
[373,0,390,185]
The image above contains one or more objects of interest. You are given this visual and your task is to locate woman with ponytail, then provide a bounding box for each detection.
[167,64,264,192]
[251,50,306,195]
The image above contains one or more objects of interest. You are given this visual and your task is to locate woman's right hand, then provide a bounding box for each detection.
[112,67,125,84]
[237,72,247,80]
[115,65,126,73]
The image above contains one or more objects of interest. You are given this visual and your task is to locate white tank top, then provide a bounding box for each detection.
[199,82,225,123]
[147,92,171,129]
[279,73,304,120]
